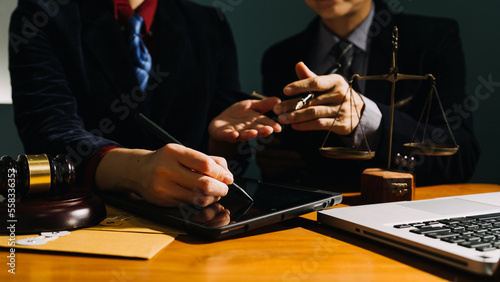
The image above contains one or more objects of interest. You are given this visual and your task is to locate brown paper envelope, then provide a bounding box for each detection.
[0,206,186,259]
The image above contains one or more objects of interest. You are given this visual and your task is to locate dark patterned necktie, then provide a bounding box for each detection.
[332,40,355,79]
[332,40,363,92]
[127,14,152,92]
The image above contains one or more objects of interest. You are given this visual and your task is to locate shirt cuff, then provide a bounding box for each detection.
[343,95,382,150]
[82,146,120,190]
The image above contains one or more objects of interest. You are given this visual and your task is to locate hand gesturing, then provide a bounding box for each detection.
[209,97,282,142]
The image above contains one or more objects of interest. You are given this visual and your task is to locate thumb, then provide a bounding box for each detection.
[295,61,318,80]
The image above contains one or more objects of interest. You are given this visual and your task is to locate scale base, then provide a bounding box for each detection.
[360,168,414,203]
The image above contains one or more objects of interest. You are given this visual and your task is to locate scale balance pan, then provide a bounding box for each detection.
[319,147,375,160]
[403,143,459,156]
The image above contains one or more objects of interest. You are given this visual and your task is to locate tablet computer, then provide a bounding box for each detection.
[99,179,342,240]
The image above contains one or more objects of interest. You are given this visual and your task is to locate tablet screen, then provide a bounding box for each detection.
[100,179,342,239]
[156,180,339,227]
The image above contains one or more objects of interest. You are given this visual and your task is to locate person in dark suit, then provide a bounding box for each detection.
[9,0,280,207]
[258,0,479,188]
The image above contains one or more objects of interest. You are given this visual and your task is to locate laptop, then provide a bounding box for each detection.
[100,178,342,240]
[317,192,500,276]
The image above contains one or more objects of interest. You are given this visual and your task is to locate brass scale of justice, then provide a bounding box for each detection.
[318,26,459,169]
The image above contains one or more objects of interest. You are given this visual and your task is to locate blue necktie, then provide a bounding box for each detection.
[127,14,152,92]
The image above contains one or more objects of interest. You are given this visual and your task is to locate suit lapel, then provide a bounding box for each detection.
[365,14,394,104]
[298,17,321,72]
[279,17,320,93]
[156,0,187,80]
[79,2,137,100]
[150,0,188,123]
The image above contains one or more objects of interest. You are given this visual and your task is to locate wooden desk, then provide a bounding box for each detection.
[2,183,500,281]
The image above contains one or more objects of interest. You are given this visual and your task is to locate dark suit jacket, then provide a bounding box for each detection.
[261,0,479,187]
[9,0,240,183]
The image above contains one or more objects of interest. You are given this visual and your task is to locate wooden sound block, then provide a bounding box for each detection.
[0,188,107,234]
[360,168,414,203]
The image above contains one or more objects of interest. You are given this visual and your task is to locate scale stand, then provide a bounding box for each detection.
[319,26,459,202]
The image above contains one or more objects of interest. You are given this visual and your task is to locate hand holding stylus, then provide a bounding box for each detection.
[95,143,233,208]
[273,62,364,136]
[136,113,254,202]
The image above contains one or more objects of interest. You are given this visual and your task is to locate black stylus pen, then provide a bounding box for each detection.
[135,113,254,202]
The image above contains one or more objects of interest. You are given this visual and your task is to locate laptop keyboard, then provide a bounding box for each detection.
[394,212,500,252]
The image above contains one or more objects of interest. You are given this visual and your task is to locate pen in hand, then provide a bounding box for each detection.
[135,113,254,202]
[294,92,314,111]
[294,63,341,111]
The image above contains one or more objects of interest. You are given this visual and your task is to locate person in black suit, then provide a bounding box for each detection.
[258,0,479,188]
[9,0,280,207]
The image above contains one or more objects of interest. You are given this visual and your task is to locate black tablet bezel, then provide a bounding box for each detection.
[99,179,342,240]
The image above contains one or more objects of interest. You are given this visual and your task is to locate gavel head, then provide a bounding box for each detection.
[0,154,75,199]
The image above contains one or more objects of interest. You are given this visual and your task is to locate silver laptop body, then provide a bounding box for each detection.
[317,192,500,276]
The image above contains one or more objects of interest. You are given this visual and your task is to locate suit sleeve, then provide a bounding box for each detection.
[212,9,241,118]
[9,1,121,186]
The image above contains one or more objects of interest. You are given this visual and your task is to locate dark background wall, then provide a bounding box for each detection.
[1,0,499,184]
